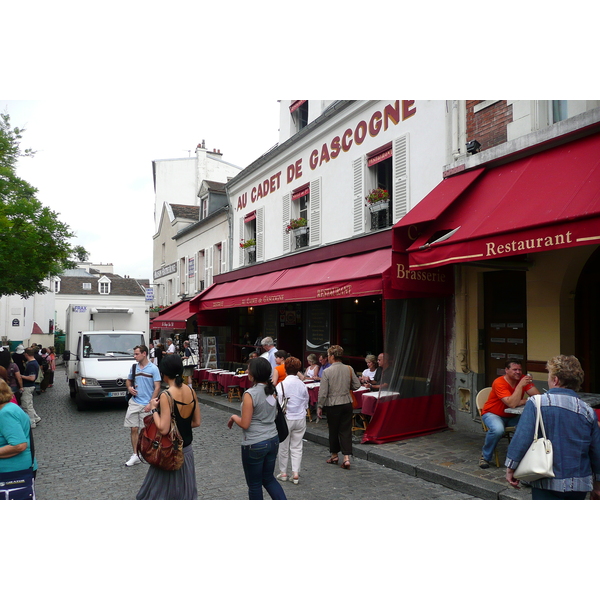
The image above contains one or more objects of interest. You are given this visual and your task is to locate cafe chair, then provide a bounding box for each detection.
[200,379,210,393]
[475,387,516,468]
[207,380,218,396]
[351,392,367,433]
[227,385,242,402]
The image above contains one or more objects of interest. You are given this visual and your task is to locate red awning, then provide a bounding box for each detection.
[395,133,600,270]
[151,300,194,330]
[289,100,307,113]
[193,249,392,310]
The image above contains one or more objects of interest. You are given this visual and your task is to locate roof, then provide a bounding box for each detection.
[170,204,199,220]
[57,275,147,297]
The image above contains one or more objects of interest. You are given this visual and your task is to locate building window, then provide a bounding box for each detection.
[197,250,205,291]
[201,195,209,219]
[53,278,61,293]
[290,101,308,133]
[98,277,111,294]
[161,242,166,263]
[83,282,92,290]
[288,186,310,251]
[242,212,257,264]
[215,243,222,275]
[367,145,393,231]
[552,100,568,124]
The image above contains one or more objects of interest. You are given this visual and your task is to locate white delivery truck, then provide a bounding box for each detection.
[64,304,148,410]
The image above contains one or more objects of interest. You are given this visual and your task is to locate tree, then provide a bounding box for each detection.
[0,112,84,297]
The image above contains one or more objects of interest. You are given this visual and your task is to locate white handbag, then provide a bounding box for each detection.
[514,394,555,482]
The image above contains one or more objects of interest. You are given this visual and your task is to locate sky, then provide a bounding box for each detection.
[3,3,591,285]
[1,97,281,280]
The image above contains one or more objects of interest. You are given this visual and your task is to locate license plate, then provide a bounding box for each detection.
[108,391,126,398]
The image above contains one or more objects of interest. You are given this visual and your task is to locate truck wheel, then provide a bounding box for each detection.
[75,396,88,411]
[69,380,77,399]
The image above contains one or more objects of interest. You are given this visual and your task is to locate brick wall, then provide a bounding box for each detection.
[466,101,513,151]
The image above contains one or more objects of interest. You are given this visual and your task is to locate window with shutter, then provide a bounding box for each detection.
[282,193,291,253]
[309,178,321,246]
[353,157,364,234]
[220,240,228,274]
[393,134,409,221]
[204,246,213,287]
[256,207,265,262]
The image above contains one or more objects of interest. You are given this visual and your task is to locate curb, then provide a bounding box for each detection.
[196,392,526,500]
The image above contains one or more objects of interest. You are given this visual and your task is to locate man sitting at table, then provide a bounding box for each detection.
[479,359,540,469]
[312,353,331,381]
[367,353,392,393]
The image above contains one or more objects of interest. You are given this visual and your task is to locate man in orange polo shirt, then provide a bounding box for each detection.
[480,359,540,468]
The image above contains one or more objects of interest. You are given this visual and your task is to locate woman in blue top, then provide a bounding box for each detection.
[506,355,600,500]
[0,379,37,499]
[228,357,287,500]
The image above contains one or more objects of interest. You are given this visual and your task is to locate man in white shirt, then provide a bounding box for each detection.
[166,338,177,354]
[261,337,278,368]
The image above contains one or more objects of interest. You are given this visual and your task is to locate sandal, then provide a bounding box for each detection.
[326,456,339,464]
[276,473,288,481]
[341,460,351,469]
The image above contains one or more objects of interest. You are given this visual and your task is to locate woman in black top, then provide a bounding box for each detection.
[136,354,201,500]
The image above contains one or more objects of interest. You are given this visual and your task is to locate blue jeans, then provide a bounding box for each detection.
[241,436,287,500]
[481,412,520,462]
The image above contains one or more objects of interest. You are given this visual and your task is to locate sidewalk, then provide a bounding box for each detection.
[196,390,530,500]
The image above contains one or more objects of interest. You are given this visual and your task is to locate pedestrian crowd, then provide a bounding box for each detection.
[2,336,598,501]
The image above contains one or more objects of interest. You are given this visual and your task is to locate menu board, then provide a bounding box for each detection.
[263,305,278,341]
[306,301,330,352]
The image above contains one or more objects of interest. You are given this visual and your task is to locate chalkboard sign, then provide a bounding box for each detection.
[306,301,330,352]
[263,305,278,341]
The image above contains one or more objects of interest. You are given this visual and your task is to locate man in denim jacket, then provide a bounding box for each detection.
[505,355,600,500]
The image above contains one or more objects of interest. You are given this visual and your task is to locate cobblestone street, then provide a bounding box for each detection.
[30,367,476,500]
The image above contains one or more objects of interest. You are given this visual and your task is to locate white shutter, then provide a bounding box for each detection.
[220,240,228,274]
[309,178,321,246]
[204,246,213,287]
[256,207,265,262]
[352,157,364,234]
[393,133,409,221]
[282,193,291,253]
[239,216,244,266]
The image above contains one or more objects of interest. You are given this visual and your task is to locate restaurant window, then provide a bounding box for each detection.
[367,144,393,231]
[290,101,308,133]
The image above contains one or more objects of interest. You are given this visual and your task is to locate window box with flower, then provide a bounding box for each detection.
[239,238,256,250]
[285,217,308,236]
[366,188,390,212]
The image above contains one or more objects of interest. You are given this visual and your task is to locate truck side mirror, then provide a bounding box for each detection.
[63,350,71,362]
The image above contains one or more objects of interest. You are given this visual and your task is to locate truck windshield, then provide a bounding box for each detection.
[82,334,144,358]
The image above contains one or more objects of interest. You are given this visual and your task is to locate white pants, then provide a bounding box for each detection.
[20,387,40,427]
[278,417,306,475]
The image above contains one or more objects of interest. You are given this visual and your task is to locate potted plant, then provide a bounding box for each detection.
[365,188,390,211]
[285,217,308,234]
[239,238,256,250]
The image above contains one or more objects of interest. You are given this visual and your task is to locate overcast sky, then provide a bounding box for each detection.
[2,3,591,285]
[2,97,281,281]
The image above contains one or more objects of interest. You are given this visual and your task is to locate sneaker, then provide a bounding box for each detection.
[125,454,141,467]
[479,455,490,469]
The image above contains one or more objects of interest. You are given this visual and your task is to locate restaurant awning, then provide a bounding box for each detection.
[394,132,600,270]
[193,249,393,311]
[151,300,195,330]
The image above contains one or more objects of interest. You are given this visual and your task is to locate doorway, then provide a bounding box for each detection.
[483,271,528,386]
[575,247,600,392]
